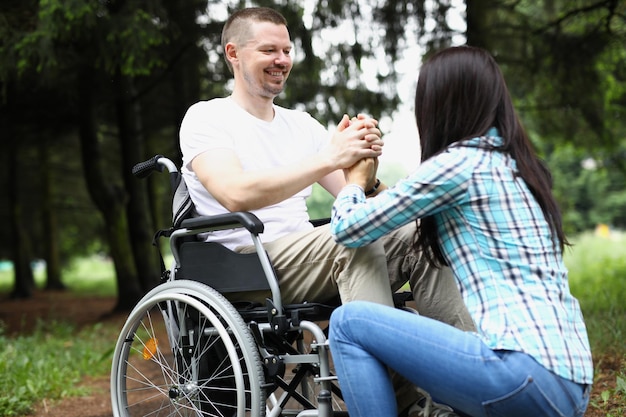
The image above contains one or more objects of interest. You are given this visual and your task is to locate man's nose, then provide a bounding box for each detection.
[275,52,290,66]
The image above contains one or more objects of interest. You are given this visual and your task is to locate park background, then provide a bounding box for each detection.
[0,0,625,416]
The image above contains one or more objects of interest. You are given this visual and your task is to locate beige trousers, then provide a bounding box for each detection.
[235,223,473,331]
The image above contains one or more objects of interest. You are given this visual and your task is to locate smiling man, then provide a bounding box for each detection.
[226,19,292,105]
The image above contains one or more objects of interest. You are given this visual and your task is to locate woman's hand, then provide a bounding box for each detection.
[344,157,378,191]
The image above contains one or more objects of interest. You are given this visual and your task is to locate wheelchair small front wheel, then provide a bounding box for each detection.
[110,280,266,417]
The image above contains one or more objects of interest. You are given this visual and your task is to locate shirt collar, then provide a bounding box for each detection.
[462,127,503,147]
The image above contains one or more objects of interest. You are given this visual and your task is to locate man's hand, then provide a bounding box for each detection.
[322,114,383,170]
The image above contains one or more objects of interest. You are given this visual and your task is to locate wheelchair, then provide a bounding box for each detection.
[110,155,413,417]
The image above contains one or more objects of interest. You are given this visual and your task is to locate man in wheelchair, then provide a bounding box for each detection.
[178,6,474,417]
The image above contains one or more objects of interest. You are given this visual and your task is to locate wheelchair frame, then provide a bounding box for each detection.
[110,155,347,417]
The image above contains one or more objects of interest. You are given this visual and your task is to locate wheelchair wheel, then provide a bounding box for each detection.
[111,280,266,417]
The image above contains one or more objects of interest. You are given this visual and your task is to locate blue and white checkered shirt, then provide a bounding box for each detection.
[331,130,593,385]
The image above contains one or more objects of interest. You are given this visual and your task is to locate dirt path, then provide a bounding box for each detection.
[30,374,113,417]
[1,290,622,417]
[0,291,120,336]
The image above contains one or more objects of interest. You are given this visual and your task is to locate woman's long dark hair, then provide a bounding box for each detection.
[413,45,568,266]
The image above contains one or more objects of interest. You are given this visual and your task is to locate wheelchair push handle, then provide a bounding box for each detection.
[132,154,178,178]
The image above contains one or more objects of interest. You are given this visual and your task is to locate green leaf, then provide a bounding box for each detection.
[616,375,626,394]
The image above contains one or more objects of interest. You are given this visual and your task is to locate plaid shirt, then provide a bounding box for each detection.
[331,130,593,384]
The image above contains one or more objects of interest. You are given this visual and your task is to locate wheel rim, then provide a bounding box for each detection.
[111,283,264,417]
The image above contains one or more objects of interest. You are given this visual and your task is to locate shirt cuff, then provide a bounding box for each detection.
[338,183,365,199]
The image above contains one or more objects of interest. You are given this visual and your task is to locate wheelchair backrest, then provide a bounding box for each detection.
[172,174,195,228]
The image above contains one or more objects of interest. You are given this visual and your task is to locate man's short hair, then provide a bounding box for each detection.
[221,7,288,73]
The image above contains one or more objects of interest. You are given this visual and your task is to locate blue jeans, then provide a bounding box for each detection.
[329,301,590,417]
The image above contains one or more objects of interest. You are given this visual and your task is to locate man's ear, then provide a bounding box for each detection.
[224,43,238,64]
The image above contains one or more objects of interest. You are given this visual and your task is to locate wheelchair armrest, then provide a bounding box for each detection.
[180,212,265,235]
[310,218,330,227]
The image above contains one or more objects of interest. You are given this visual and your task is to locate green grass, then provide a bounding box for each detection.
[0,321,117,416]
[0,231,625,416]
[565,230,626,355]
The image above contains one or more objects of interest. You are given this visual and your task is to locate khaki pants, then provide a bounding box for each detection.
[235,223,474,332]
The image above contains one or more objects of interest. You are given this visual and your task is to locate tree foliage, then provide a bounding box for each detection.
[471,0,626,232]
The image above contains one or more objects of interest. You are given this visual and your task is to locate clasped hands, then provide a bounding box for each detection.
[337,114,380,192]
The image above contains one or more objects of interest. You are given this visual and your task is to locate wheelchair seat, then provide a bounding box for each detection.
[177,239,340,325]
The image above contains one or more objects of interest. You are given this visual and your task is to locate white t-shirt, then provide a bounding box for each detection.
[179,96,331,249]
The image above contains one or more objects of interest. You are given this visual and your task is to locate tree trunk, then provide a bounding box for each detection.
[163,0,204,163]
[41,139,65,290]
[4,82,35,299]
[9,156,36,299]
[77,67,142,311]
[114,71,161,293]
[465,0,491,49]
